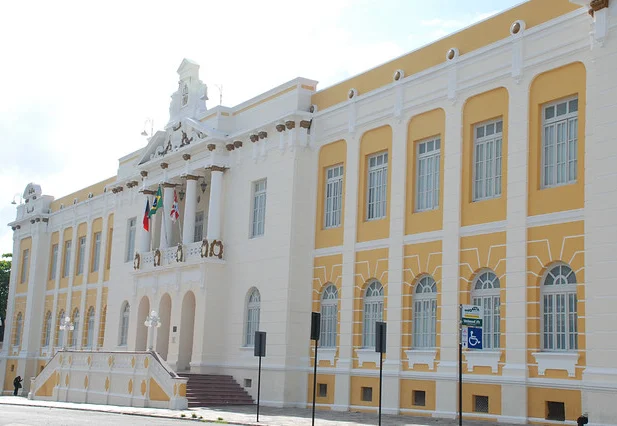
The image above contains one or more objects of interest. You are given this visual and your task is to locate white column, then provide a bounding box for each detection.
[502,81,529,422]
[383,120,407,414]
[65,225,78,347]
[138,191,153,253]
[333,133,360,411]
[206,167,224,241]
[1,232,21,349]
[76,221,93,349]
[435,102,463,418]
[159,184,175,249]
[49,228,65,352]
[182,176,199,244]
[92,213,109,349]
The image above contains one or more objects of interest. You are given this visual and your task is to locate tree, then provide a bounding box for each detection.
[0,253,11,342]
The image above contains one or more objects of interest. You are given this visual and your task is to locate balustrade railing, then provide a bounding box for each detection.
[133,240,224,272]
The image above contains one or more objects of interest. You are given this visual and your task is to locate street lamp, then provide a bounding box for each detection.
[144,310,161,352]
[59,316,74,351]
[11,193,23,205]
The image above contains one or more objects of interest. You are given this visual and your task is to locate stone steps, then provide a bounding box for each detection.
[179,374,254,407]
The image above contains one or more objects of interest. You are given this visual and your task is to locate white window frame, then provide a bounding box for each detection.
[412,276,437,349]
[14,312,23,346]
[71,309,80,348]
[86,306,95,348]
[126,218,136,262]
[50,243,59,280]
[416,137,441,212]
[119,302,130,346]
[366,152,388,221]
[194,211,204,242]
[92,232,101,272]
[320,285,338,348]
[362,281,384,348]
[473,119,503,201]
[56,310,65,347]
[63,241,72,278]
[471,270,501,349]
[251,180,267,238]
[245,289,261,347]
[541,97,578,188]
[77,236,86,275]
[324,165,344,229]
[541,264,578,351]
[20,248,29,284]
[43,311,52,347]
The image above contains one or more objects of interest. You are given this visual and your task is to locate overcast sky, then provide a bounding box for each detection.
[0,0,525,255]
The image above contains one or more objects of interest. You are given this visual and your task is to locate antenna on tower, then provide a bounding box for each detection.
[215,84,223,106]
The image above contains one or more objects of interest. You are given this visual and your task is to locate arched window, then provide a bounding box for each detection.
[472,270,501,349]
[181,83,189,107]
[119,302,130,346]
[245,289,261,347]
[56,310,65,347]
[85,307,95,348]
[542,263,577,351]
[43,311,52,347]
[98,306,107,348]
[362,281,384,348]
[13,312,23,346]
[320,285,338,348]
[71,309,80,348]
[412,276,437,348]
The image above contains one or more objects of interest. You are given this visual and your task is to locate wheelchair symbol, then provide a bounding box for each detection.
[468,331,480,347]
[466,327,483,349]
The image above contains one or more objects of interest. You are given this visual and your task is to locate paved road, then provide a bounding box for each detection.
[0,405,222,426]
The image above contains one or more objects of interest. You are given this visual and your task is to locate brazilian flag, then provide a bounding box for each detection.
[149,185,162,218]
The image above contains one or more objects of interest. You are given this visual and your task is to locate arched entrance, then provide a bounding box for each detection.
[135,296,150,351]
[177,291,196,371]
[156,293,172,360]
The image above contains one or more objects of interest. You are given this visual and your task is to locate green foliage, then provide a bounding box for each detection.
[180,413,186,418]
[0,253,11,336]
[191,413,197,418]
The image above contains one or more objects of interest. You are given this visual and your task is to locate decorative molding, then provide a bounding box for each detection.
[160,163,169,169]
[140,189,156,195]
[464,350,501,373]
[183,174,199,181]
[314,245,343,257]
[355,238,390,252]
[225,143,235,151]
[250,134,259,143]
[162,182,176,188]
[532,351,580,377]
[403,230,444,245]
[276,123,286,132]
[208,165,227,173]
[526,208,584,228]
[140,171,148,178]
[182,153,191,161]
[315,348,336,365]
[285,120,296,130]
[589,0,609,15]
[299,120,311,129]
[207,144,216,151]
[460,220,506,237]
[356,348,381,367]
[405,349,437,370]
[258,131,268,139]
[233,140,243,148]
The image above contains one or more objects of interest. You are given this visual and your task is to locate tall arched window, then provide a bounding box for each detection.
[43,311,52,347]
[98,306,107,348]
[119,302,130,346]
[320,285,338,348]
[56,310,65,347]
[71,309,80,348]
[412,276,437,348]
[542,263,577,351]
[245,289,261,347]
[85,307,95,348]
[13,312,23,346]
[472,270,500,349]
[362,281,384,348]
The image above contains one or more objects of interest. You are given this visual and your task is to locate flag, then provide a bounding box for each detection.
[143,198,150,231]
[170,190,180,223]
[149,186,162,217]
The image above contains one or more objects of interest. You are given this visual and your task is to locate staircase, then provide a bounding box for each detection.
[178,374,255,407]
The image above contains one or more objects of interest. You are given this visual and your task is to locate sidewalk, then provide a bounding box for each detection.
[0,396,518,425]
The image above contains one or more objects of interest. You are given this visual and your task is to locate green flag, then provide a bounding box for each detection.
[149,185,162,217]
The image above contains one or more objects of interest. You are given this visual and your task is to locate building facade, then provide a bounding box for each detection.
[3,0,617,423]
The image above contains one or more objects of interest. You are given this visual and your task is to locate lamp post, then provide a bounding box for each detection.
[11,193,23,205]
[59,316,74,351]
[144,310,161,352]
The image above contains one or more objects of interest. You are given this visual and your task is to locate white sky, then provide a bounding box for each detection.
[0,0,525,255]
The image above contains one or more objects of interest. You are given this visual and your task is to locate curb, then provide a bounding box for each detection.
[0,401,256,426]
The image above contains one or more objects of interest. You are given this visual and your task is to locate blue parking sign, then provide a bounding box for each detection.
[466,327,483,350]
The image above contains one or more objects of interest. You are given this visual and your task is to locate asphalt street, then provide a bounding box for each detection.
[0,405,223,426]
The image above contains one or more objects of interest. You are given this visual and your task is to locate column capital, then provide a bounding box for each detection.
[207,165,227,173]
[161,182,177,188]
[182,174,200,181]
[140,189,156,195]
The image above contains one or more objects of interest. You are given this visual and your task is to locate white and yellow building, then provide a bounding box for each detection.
[3,0,617,423]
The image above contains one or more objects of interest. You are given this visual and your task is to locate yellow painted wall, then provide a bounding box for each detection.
[17,237,32,292]
[528,387,581,422]
[528,62,586,216]
[461,88,508,226]
[462,383,501,416]
[40,296,54,348]
[315,140,346,249]
[11,297,27,348]
[149,378,170,401]
[527,221,585,379]
[50,176,115,212]
[405,109,445,235]
[311,0,580,110]
[60,227,73,289]
[353,248,388,368]
[75,222,87,280]
[47,232,59,290]
[350,376,381,408]
[104,214,114,282]
[3,360,18,391]
[307,373,335,406]
[357,126,392,243]
[98,288,108,347]
[82,289,98,347]
[402,241,442,371]
[35,367,57,397]
[88,218,103,284]
[400,379,436,411]
[311,254,342,367]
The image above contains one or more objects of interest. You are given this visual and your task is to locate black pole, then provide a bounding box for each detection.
[312,339,318,426]
[378,350,383,426]
[257,355,262,423]
[459,304,463,426]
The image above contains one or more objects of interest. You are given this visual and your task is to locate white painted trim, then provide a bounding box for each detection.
[404,349,437,370]
[314,245,343,257]
[460,220,506,237]
[355,238,390,252]
[526,208,584,228]
[355,348,382,367]
[403,230,443,245]
[316,348,336,365]
[463,350,502,373]
[532,351,580,377]
[528,417,576,425]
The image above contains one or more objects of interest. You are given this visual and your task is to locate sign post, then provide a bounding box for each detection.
[310,312,321,426]
[254,331,266,423]
[459,305,483,426]
[375,321,387,426]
